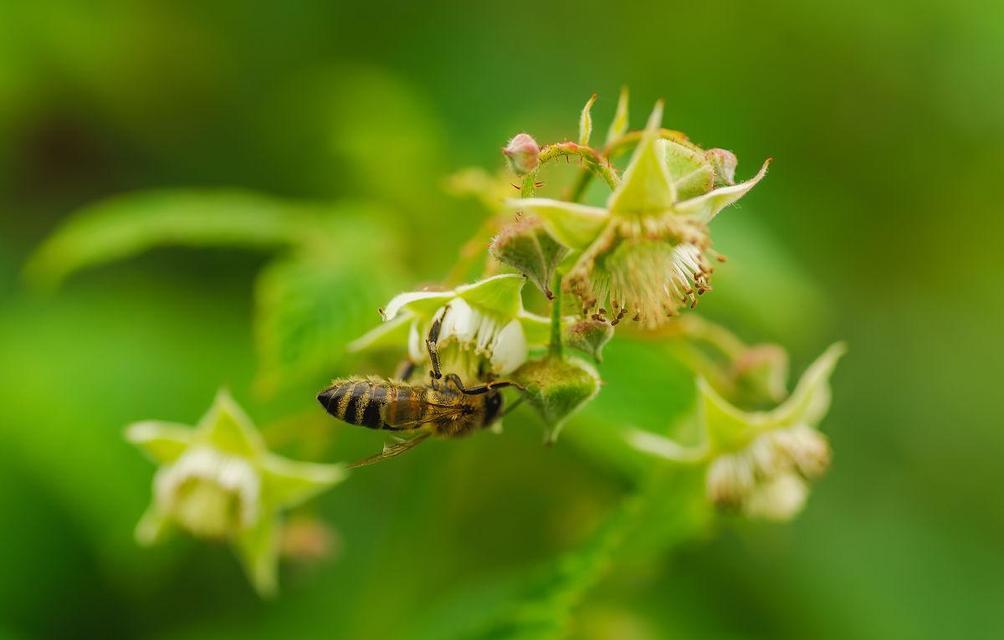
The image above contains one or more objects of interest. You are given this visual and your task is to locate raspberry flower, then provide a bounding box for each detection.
[349,274,551,382]
[513,102,770,328]
[630,343,844,520]
[126,390,346,596]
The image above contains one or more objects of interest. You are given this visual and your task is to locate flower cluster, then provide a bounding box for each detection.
[119,88,843,597]
[509,101,769,328]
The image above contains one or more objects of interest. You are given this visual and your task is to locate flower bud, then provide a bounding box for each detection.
[503,133,540,176]
[513,355,601,443]
[490,216,570,299]
[731,344,789,407]
[705,148,738,186]
[565,318,614,362]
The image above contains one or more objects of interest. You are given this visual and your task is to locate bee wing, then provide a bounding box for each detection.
[382,401,466,431]
[346,432,432,469]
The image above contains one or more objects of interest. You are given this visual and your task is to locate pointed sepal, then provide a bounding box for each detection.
[490,217,570,299]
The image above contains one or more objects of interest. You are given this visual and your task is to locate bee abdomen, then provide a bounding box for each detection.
[318,378,386,429]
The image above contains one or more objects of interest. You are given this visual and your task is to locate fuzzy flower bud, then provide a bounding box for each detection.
[513,355,601,443]
[503,133,541,176]
[730,344,790,407]
[565,318,614,362]
[490,216,570,299]
[706,148,738,186]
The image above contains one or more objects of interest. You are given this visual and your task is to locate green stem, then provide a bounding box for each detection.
[549,271,563,357]
[522,142,621,198]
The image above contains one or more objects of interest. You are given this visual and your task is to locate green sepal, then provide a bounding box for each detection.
[605,86,630,146]
[125,421,194,464]
[490,218,570,299]
[234,517,280,598]
[607,101,677,216]
[578,93,597,146]
[194,390,265,460]
[506,199,609,251]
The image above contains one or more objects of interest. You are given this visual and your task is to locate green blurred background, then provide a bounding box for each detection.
[1,1,1002,638]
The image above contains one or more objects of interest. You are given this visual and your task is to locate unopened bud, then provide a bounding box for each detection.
[490,216,569,299]
[706,148,738,186]
[513,355,600,443]
[565,319,614,362]
[503,133,540,176]
[731,344,789,407]
[280,516,339,563]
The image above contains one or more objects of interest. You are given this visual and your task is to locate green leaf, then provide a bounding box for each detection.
[251,207,402,389]
[23,189,320,289]
[254,251,395,392]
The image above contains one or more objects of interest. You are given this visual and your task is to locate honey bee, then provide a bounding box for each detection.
[317,305,523,467]
[317,374,521,467]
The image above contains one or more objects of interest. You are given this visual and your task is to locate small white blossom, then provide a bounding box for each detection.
[351,274,549,380]
[630,343,845,521]
[127,390,346,596]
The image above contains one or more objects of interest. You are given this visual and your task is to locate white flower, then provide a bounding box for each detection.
[350,274,550,379]
[127,390,346,596]
[629,343,845,521]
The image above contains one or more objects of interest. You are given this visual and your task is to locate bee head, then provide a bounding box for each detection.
[484,390,504,426]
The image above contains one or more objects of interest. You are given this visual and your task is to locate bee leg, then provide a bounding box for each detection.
[499,395,526,418]
[394,359,417,382]
[426,307,447,380]
[445,373,526,395]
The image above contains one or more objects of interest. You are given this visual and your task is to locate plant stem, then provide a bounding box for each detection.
[549,271,563,357]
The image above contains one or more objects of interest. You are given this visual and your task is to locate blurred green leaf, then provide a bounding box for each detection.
[23,189,320,289]
[254,246,399,392]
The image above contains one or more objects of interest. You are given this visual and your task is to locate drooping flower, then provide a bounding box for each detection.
[126,390,346,596]
[349,274,552,382]
[511,102,769,328]
[629,343,844,521]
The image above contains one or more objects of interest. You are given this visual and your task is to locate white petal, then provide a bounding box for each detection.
[440,298,478,345]
[382,289,454,321]
[489,319,528,375]
[407,321,424,362]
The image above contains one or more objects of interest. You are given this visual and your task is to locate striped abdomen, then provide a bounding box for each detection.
[317,377,442,431]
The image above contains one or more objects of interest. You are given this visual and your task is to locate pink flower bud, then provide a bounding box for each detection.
[503,133,541,176]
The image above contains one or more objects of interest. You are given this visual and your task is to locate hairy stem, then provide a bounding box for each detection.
[549,271,563,357]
